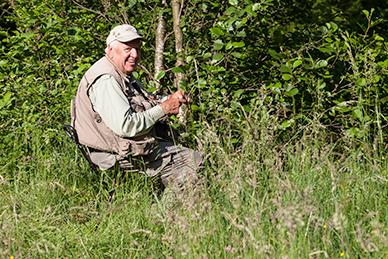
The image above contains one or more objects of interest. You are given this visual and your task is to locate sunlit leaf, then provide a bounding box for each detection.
[156,70,166,80]
[191,104,200,111]
[293,60,302,68]
[214,40,224,50]
[357,78,367,86]
[315,60,328,69]
[228,0,238,6]
[232,42,245,48]
[225,43,233,50]
[282,74,292,81]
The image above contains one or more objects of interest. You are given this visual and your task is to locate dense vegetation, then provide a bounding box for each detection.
[1,0,388,257]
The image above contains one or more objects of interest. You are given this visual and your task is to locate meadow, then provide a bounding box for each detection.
[2,111,388,258]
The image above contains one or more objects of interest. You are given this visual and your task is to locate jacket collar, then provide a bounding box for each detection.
[105,55,131,83]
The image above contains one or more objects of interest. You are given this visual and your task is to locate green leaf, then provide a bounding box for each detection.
[232,42,245,48]
[191,104,200,111]
[236,30,246,37]
[225,43,233,50]
[234,89,244,98]
[280,65,290,73]
[186,56,193,63]
[171,67,185,73]
[243,105,251,112]
[203,53,212,59]
[211,54,224,64]
[231,52,242,58]
[172,122,181,128]
[214,40,224,50]
[336,104,351,113]
[283,82,292,92]
[380,96,388,104]
[374,34,384,41]
[128,0,137,8]
[229,0,238,6]
[252,3,261,12]
[268,49,281,60]
[156,70,166,80]
[357,78,367,86]
[225,7,235,15]
[230,138,238,143]
[293,60,302,68]
[362,10,369,18]
[285,88,299,97]
[315,60,328,69]
[0,92,13,109]
[230,101,239,109]
[353,109,363,121]
[210,27,224,36]
[279,119,295,130]
[147,87,157,92]
[0,60,8,66]
[345,128,357,137]
[319,47,332,54]
[329,22,338,31]
[282,74,292,81]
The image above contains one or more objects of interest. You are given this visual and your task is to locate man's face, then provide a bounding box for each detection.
[108,39,141,75]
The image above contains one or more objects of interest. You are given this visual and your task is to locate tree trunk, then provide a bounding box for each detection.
[154,1,167,93]
[171,0,187,123]
[171,0,185,88]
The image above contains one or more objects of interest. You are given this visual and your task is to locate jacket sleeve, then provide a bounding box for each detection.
[88,74,165,138]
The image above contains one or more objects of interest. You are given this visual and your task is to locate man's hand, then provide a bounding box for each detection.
[159,90,190,115]
[160,97,185,115]
[169,90,190,103]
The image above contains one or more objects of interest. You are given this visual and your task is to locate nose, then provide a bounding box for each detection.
[130,48,138,58]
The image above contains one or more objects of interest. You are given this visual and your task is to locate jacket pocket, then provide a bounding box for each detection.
[128,137,159,157]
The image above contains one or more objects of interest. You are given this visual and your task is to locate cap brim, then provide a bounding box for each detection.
[117,35,146,42]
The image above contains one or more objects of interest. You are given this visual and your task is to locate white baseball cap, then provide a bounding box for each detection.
[106,24,146,46]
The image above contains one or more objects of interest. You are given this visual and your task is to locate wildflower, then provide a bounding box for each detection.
[225,244,237,253]
[361,147,364,151]
[323,225,326,229]
[10,257,14,259]
[340,252,344,256]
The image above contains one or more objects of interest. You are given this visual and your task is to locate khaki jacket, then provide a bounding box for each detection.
[71,56,161,157]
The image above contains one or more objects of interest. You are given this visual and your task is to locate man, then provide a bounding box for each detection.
[71,24,203,192]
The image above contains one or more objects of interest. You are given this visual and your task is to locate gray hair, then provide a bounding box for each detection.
[105,40,118,53]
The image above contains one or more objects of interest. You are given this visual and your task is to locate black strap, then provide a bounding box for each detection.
[63,124,100,175]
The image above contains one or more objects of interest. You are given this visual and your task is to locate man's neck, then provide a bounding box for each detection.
[105,55,132,80]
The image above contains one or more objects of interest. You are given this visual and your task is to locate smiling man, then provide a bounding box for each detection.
[71,24,203,201]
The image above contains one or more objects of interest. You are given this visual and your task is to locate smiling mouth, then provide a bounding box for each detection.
[127,59,136,64]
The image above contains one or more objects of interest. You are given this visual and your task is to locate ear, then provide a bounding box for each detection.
[107,44,114,58]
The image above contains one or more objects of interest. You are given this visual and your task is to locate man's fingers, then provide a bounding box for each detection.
[160,98,181,115]
[170,90,190,103]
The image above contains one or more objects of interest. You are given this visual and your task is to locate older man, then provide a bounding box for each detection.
[71,24,203,191]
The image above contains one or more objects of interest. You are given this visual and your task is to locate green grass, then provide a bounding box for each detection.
[1,120,388,258]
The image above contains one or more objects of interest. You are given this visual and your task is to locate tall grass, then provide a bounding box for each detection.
[1,106,388,258]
